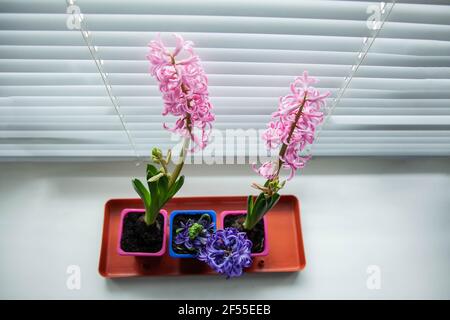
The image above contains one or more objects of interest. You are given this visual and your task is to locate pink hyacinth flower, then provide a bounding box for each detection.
[281,146,311,180]
[147,34,215,152]
[252,161,278,180]
[254,71,330,180]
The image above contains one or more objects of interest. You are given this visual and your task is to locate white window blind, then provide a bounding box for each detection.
[0,0,449,159]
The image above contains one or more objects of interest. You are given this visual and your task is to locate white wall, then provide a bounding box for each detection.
[0,158,449,299]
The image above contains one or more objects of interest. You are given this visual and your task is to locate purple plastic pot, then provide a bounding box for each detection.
[117,208,168,257]
[220,210,269,257]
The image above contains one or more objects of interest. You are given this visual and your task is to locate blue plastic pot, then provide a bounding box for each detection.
[169,209,216,258]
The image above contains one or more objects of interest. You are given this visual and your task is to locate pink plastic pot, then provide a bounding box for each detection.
[220,210,269,257]
[117,208,168,257]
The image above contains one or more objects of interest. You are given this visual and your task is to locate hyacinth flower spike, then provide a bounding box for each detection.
[198,228,253,278]
[132,34,215,226]
[244,72,330,230]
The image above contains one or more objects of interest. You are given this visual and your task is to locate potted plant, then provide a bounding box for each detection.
[117,34,215,256]
[169,210,216,258]
[117,149,183,257]
[221,71,330,257]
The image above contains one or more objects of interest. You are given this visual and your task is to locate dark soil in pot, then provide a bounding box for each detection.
[224,214,265,253]
[121,212,164,253]
[171,214,205,254]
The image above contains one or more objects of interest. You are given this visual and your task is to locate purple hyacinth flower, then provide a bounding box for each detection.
[175,215,215,252]
[197,227,253,278]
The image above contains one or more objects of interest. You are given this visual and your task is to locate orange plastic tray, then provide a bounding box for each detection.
[99,195,306,278]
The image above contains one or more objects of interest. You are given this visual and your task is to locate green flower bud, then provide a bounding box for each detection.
[151,147,163,162]
[188,223,204,240]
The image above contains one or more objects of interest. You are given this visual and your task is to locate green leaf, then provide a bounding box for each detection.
[147,172,164,183]
[247,195,254,215]
[167,175,185,199]
[259,199,270,222]
[253,193,266,215]
[156,175,184,211]
[267,193,280,212]
[244,193,280,230]
[147,180,158,216]
[146,164,159,181]
[175,228,184,234]
[244,193,264,229]
[132,179,152,218]
[159,174,169,193]
[157,174,169,208]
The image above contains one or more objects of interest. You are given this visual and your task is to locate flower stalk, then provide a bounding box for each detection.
[274,92,308,178]
[245,72,330,231]
[132,34,214,226]
[168,134,190,188]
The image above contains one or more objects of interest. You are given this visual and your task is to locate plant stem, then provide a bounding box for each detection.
[169,134,190,187]
[159,159,168,174]
[144,208,153,225]
[167,54,193,188]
